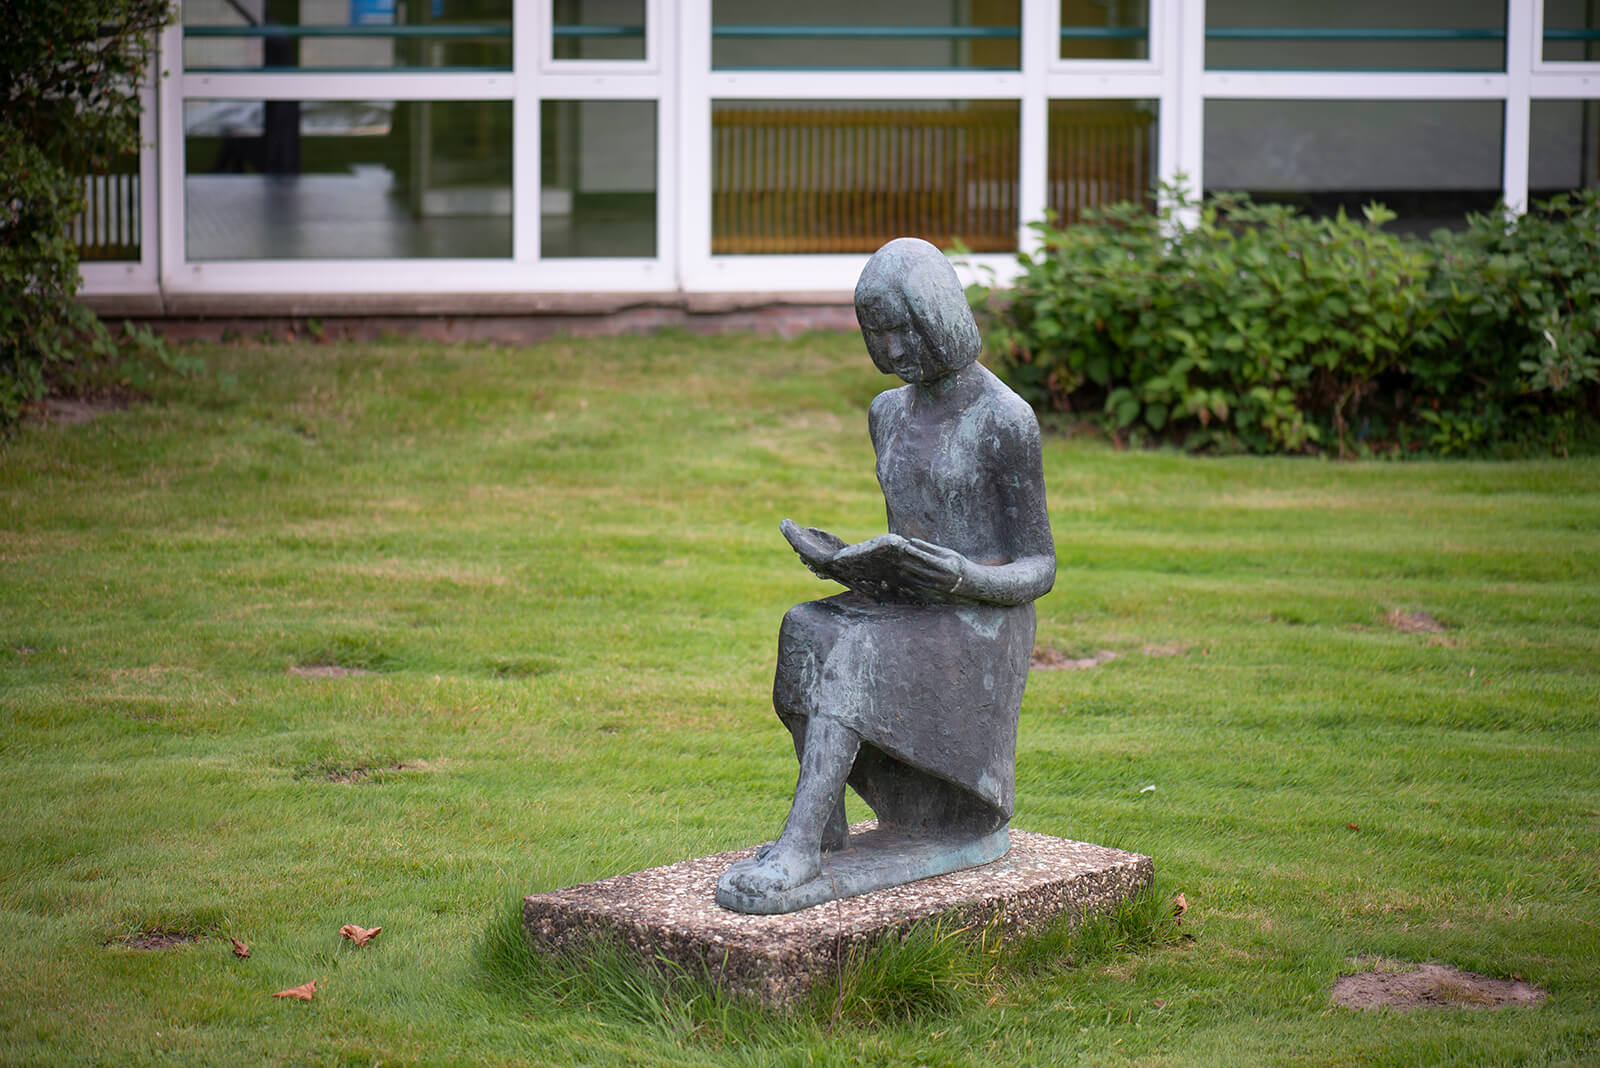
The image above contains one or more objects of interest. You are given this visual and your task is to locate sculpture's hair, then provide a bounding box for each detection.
[854,238,982,373]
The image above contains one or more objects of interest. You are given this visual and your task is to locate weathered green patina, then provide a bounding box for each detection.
[717,238,1056,915]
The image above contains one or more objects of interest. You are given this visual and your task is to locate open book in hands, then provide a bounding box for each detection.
[780,519,945,603]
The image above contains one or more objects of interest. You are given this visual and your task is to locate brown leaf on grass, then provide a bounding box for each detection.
[1173,892,1188,918]
[340,924,381,947]
[230,937,250,958]
[272,979,317,1001]
[1347,823,1361,831]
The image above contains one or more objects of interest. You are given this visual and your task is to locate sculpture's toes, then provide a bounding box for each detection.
[718,844,820,899]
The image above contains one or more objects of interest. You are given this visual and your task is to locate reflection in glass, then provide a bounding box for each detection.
[552,0,646,61]
[184,99,512,259]
[73,120,141,262]
[1531,100,1600,199]
[712,100,1019,254]
[1543,0,1600,62]
[1059,0,1148,61]
[711,1,1020,71]
[540,101,656,258]
[182,0,512,71]
[1203,100,1503,234]
[1048,101,1157,223]
[1205,0,1505,72]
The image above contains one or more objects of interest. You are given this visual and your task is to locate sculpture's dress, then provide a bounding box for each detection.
[771,388,1037,837]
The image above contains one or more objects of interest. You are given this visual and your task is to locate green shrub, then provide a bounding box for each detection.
[975,185,1600,457]
[1423,191,1600,454]
[1,1,178,432]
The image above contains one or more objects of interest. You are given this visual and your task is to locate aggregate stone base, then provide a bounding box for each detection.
[523,828,1153,1006]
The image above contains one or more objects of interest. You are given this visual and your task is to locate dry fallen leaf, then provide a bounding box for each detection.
[230,937,250,958]
[1173,892,1188,918]
[340,924,382,947]
[1346,823,1361,831]
[272,979,318,1001]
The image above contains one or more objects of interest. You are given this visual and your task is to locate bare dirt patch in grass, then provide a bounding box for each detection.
[36,394,131,426]
[1332,959,1546,1012]
[288,664,376,679]
[1386,610,1447,634]
[116,929,201,951]
[321,760,432,784]
[1032,648,1119,670]
[1031,643,1196,670]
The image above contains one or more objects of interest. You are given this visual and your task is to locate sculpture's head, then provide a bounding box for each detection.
[854,237,982,384]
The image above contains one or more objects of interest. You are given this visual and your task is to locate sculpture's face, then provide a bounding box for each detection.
[860,299,942,384]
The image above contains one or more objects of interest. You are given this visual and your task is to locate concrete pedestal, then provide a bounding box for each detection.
[523,828,1153,1006]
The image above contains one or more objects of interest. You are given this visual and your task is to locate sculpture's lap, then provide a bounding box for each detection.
[774,592,1034,826]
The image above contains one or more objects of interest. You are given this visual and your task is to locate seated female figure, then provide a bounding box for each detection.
[717,238,1055,914]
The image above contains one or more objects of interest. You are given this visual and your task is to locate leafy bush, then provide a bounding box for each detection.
[975,185,1600,456]
[1422,192,1600,454]
[1,1,178,432]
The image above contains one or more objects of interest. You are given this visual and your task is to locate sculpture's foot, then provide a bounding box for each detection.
[716,839,822,907]
[716,823,1010,915]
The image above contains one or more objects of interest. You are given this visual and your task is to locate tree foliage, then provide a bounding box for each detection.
[1,1,177,430]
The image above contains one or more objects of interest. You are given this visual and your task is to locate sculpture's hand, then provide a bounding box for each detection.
[900,539,973,596]
[781,519,849,573]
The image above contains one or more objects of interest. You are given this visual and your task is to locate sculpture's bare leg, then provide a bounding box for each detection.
[788,717,851,852]
[723,716,859,897]
[823,794,848,853]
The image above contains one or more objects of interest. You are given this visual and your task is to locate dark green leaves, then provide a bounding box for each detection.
[971,185,1600,457]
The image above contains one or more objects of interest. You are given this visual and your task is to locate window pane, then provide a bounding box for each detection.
[540,101,657,258]
[711,1,1020,71]
[184,99,511,260]
[74,122,141,262]
[1543,0,1600,62]
[552,0,646,61]
[1048,101,1157,223]
[182,0,512,71]
[1206,0,1505,72]
[712,101,1019,254]
[1203,100,1504,234]
[1531,100,1600,198]
[1059,0,1148,61]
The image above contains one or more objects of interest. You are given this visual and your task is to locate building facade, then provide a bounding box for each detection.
[79,1,1600,314]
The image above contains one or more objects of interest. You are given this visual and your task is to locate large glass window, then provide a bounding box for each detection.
[1059,0,1148,61]
[1531,100,1600,198]
[1205,0,1505,72]
[182,0,512,71]
[540,101,657,258]
[712,100,1019,254]
[711,1,1020,71]
[552,0,646,61]
[184,99,512,259]
[1203,100,1504,233]
[1048,101,1156,223]
[1544,0,1600,62]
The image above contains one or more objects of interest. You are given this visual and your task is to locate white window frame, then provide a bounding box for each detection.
[541,0,660,74]
[77,71,161,297]
[1532,0,1600,71]
[1047,0,1163,77]
[680,0,1177,293]
[156,3,675,300]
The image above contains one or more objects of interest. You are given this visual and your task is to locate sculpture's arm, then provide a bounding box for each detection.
[899,405,1056,607]
[899,541,1054,606]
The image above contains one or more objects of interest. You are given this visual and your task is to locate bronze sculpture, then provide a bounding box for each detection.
[718,238,1056,915]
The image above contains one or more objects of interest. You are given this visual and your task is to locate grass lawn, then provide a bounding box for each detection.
[1,331,1597,1066]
